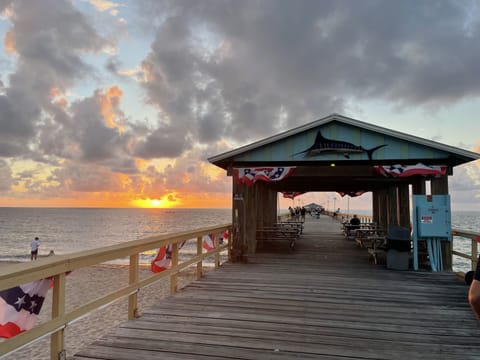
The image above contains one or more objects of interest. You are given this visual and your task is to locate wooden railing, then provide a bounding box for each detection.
[0,223,232,360]
[451,228,479,276]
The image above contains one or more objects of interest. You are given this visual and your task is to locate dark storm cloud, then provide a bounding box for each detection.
[136,0,480,156]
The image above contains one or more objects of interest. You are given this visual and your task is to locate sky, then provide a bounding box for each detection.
[0,0,479,211]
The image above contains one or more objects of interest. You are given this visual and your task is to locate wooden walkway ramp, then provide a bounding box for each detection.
[74,216,480,360]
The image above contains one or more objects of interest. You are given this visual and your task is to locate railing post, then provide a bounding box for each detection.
[228,228,232,261]
[128,253,139,319]
[50,273,66,360]
[214,233,220,268]
[196,236,203,280]
[472,238,478,271]
[170,243,178,294]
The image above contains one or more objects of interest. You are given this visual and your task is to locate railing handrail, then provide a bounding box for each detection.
[0,223,231,290]
[0,222,232,359]
[451,227,479,274]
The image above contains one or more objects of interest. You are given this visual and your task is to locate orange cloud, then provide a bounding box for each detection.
[99,86,125,132]
[49,86,68,108]
[3,31,16,54]
[475,141,480,153]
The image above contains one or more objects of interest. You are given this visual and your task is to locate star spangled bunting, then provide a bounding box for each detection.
[337,191,366,198]
[374,163,447,178]
[151,245,172,273]
[233,167,296,186]
[202,234,216,252]
[0,278,52,338]
[282,192,305,199]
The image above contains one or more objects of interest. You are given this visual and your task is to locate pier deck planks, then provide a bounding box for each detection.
[73,216,480,360]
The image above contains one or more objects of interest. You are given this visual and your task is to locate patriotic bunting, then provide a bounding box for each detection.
[0,279,52,338]
[202,234,216,252]
[374,163,447,178]
[337,191,366,198]
[151,232,227,274]
[233,167,296,186]
[151,245,172,273]
[282,192,305,199]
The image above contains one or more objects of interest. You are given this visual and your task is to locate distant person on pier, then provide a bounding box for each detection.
[349,214,361,229]
[30,236,40,261]
[300,207,306,222]
[468,254,480,319]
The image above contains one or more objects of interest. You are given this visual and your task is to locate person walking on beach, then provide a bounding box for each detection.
[30,236,40,261]
[468,254,480,319]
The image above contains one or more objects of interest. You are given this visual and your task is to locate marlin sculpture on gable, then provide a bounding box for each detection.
[293,130,387,160]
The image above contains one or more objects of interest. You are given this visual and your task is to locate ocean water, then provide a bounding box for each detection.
[451,211,480,273]
[0,208,478,271]
[0,208,231,264]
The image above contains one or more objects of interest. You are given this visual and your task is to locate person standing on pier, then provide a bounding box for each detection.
[30,236,40,261]
[468,255,480,319]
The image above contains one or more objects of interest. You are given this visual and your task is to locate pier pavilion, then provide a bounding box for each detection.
[4,114,480,360]
[208,113,480,267]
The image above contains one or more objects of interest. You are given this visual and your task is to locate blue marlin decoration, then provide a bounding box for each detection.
[293,130,387,160]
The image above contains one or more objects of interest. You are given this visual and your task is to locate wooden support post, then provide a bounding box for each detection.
[372,191,379,225]
[50,273,66,360]
[196,236,203,280]
[245,184,257,255]
[412,177,426,195]
[377,188,388,230]
[128,253,139,320]
[431,176,452,270]
[232,179,247,262]
[398,183,410,228]
[387,185,399,226]
[170,243,178,294]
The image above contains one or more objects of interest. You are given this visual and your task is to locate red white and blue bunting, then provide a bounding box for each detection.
[374,163,447,178]
[234,167,296,185]
[282,191,305,199]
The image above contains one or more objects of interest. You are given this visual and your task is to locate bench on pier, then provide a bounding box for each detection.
[274,221,304,234]
[366,236,387,264]
[351,226,387,264]
[256,225,299,251]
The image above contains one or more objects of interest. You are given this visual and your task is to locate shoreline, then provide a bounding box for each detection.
[1,260,203,360]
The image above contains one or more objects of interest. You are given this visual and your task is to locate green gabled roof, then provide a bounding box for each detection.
[209,113,480,169]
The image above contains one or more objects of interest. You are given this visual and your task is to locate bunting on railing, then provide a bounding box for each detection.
[202,234,216,251]
[374,163,447,178]
[151,232,228,274]
[233,167,296,186]
[0,279,52,338]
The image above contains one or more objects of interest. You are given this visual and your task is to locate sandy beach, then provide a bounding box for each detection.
[1,261,204,360]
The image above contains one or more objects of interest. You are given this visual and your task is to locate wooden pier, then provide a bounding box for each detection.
[73,216,480,360]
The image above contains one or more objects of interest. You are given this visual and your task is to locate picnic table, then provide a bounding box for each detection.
[256,222,301,251]
[350,225,386,264]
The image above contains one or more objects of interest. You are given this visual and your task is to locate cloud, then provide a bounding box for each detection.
[135,0,480,149]
[1,0,479,207]
[0,159,13,191]
[0,0,112,158]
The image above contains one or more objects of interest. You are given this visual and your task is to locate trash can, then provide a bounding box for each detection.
[386,226,411,270]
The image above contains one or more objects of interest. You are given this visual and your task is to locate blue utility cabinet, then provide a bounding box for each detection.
[412,195,451,271]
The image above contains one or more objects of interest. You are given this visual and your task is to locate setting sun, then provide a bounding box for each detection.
[132,197,176,208]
